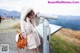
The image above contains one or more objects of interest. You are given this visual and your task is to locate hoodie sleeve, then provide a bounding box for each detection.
[20,20,26,38]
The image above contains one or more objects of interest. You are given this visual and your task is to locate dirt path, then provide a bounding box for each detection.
[0,32,43,53]
[0,32,18,53]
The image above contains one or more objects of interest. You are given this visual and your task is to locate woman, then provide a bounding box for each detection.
[21,8,41,53]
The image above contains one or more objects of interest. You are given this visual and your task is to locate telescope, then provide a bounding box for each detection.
[36,12,58,19]
[36,12,62,53]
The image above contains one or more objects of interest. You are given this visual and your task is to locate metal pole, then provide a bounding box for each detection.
[43,19,50,53]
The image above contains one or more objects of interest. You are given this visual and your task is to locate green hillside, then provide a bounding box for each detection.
[50,28,80,53]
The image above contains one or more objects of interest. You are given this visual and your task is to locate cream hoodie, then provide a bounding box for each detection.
[20,8,41,49]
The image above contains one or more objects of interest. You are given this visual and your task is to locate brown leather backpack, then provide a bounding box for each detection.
[16,33,27,49]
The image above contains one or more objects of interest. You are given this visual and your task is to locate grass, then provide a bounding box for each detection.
[50,34,80,53]
[0,19,20,33]
[11,23,20,29]
[60,28,80,40]
[2,23,21,33]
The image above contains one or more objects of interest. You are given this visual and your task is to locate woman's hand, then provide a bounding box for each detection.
[26,17,30,22]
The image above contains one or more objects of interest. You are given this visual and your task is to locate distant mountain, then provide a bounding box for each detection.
[0,9,21,19]
[0,9,9,16]
[49,15,80,30]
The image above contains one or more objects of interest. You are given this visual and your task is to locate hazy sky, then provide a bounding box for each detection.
[0,0,80,16]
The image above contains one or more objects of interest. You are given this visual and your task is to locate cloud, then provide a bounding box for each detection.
[0,0,25,11]
[0,0,80,16]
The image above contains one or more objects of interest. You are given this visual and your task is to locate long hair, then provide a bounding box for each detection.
[24,10,34,22]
